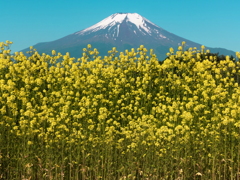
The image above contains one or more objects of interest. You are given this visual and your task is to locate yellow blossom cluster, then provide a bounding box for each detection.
[1,40,240,179]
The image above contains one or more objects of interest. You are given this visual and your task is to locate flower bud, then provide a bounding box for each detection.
[52,50,56,55]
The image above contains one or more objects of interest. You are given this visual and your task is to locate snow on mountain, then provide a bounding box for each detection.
[75,13,161,37]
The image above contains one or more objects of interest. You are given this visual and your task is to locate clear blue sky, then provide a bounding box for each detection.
[1,0,240,53]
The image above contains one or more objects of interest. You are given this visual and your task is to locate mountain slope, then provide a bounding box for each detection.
[22,13,236,60]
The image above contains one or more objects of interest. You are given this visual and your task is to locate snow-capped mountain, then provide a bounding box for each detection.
[22,13,235,60]
[75,13,165,38]
[71,12,199,48]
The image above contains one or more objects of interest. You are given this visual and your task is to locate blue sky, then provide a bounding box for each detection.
[1,0,240,53]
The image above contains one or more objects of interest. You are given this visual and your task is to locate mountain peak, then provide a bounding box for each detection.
[75,13,158,36]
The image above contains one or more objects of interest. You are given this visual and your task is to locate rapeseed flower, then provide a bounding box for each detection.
[1,41,240,179]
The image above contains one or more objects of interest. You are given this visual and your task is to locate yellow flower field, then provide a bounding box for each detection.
[1,40,240,179]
